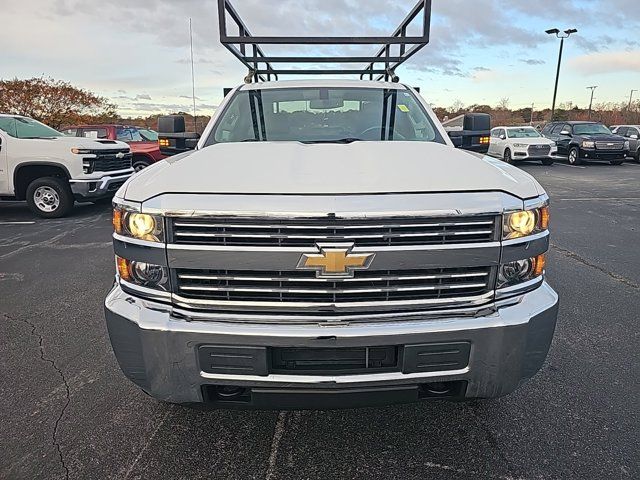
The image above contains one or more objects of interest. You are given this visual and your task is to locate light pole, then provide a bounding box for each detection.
[586,86,597,120]
[546,28,577,121]
[629,89,638,110]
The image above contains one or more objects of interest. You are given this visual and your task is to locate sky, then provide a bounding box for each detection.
[2,0,639,117]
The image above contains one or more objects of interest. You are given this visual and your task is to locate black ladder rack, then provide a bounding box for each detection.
[217,0,432,82]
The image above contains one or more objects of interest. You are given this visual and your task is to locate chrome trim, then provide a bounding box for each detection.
[113,233,164,248]
[523,193,549,210]
[495,276,544,300]
[169,301,496,324]
[119,279,172,302]
[167,242,501,270]
[178,282,488,295]
[173,220,496,230]
[502,230,548,247]
[141,192,523,218]
[199,367,470,384]
[173,229,494,240]
[112,198,141,212]
[177,271,489,283]
[171,291,495,313]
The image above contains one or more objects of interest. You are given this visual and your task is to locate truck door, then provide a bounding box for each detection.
[555,124,572,155]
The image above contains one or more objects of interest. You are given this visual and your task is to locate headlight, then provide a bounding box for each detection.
[512,143,528,148]
[71,148,92,154]
[116,256,169,290]
[624,141,630,150]
[497,254,546,288]
[503,205,549,240]
[581,141,595,148]
[113,207,164,242]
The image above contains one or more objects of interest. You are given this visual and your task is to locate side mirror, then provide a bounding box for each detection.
[560,130,570,136]
[445,113,491,153]
[463,113,491,131]
[499,134,506,140]
[630,134,639,140]
[157,115,201,156]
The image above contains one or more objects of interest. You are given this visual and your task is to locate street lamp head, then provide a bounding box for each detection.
[565,28,578,35]
[546,28,560,35]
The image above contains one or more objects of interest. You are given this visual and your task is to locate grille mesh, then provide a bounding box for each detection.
[174,266,493,305]
[170,216,497,247]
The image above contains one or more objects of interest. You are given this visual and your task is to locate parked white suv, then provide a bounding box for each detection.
[488,126,556,165]
[0,115,133,217]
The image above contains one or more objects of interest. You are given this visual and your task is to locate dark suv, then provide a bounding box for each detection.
[542,121,629,165]
[611,125,640,163]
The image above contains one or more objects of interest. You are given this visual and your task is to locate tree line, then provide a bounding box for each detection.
[1,77,638,131]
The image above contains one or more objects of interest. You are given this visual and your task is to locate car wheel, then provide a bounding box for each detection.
[635,150,640,163]
[132,158,152,172]
[542,158,554,166]
[568,147,581,165]
[610,160,624,166]
[26,177,74,218]
[503,148,513,164]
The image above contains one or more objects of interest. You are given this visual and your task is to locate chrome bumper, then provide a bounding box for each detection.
[104,281,558,408]
[69,171,133,199]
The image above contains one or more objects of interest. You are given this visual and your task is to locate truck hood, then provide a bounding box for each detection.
[25,136,129,150]
[123,141,543,202]
[578,134,625,142]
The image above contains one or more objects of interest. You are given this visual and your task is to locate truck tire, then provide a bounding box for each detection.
[132,157,152,172]
[503,148,513,164]
[635,149,640,163]
[25,177,74,218]
[568,147,582,165]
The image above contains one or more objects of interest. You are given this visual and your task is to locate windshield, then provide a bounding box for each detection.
[507,127,541,138]
[138,129,158,141]
[116,127,145,142]
[207,87,443,145]
[0,116,62,139]
[573,124,612,135]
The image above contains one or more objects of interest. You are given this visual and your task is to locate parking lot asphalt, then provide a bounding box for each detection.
[1,159,639,480]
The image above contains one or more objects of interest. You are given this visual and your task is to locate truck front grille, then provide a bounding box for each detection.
[170,216,497,247]
[90,150,132,172]
[173,266,493,308]
[595,141,624,150]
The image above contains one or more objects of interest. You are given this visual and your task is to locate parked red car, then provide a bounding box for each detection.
[62,125,166,171]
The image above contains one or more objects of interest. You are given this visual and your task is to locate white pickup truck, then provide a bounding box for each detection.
[0,114,133,217]
[105,79,559,409]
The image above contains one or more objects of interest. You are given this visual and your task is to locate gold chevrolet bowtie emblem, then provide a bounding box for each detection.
[297,243,375,278]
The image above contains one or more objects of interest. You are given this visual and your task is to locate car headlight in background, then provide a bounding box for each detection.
[512,143,528,148]
[503,205,549,239]
[113,208,164,242]
[624,141,630,150]
[497,254,546,289]
[116,256,169,290]
[581,141,595,148]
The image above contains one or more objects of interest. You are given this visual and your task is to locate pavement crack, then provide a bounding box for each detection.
[551,243,639,290]
[265,411,288,480]
[3,313,71,480]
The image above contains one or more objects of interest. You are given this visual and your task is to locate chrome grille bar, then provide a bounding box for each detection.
[170,215,498,247]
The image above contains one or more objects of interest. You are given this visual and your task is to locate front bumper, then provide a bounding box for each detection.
[579,148,628,161]
[104,281,559,409]
[69,170,133,200]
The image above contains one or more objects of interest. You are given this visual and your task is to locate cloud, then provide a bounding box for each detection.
[569,50,640,74]
[520,59,546,65]
[134,94,152,100]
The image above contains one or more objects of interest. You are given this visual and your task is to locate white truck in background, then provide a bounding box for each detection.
[0,114,133,217]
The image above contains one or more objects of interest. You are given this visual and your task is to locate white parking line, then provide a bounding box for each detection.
[0,221,36,225]
[555,163,586,169]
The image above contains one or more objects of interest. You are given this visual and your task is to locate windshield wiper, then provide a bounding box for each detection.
[302,138,363,144]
